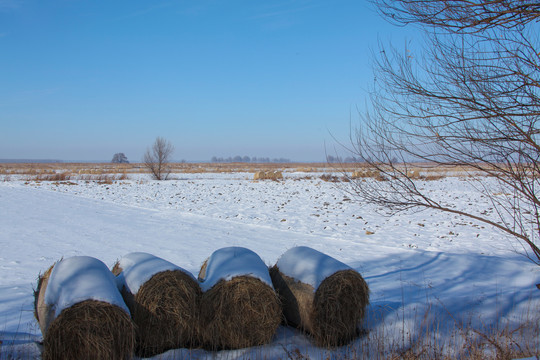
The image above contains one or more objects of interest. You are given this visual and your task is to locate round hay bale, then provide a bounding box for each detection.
[253,171,266,180]
[198,247,281,350]
[34,256,135,360]
[43,300,134,360]
[272,170,283,180]
[270,246,369,347]
[113,252,201,357]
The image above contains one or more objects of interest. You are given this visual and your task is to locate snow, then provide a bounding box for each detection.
[199,246,274,292]
[44,256,130,320]
[116,252,196,294]
[0,173,538,359]
[276,246,352,289]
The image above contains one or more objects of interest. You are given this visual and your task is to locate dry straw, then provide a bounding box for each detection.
[198,248,281,350]
[34,265,55,335]
[270,264,369,347]
[112,263,201,357]
[34,262,135,360]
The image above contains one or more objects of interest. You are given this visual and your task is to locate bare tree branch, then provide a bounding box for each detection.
[350,0,540,265]
[372,0,540,32]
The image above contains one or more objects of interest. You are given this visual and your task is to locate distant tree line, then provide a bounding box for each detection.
[327,155,363,163]
[211,156,291,163]
[0,159,63,163]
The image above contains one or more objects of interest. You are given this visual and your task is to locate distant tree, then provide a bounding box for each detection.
[327,155,343,163]
[111,153,129,164]
[344,156,361,163]
[143,137,174,180]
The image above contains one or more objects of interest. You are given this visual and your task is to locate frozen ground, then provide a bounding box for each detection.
[0,173,539,359]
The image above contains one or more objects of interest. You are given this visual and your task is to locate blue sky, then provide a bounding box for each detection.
[0,0,416,162]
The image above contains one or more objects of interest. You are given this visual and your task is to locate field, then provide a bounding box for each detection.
[0,163,539,359]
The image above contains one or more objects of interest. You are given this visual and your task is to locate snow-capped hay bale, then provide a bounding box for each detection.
[198,247,281,350]
[113,252,201,357]
[253,171,266,180]
[270,246,369,347]
[43,300,134,360]
[253,170,283,180]
[34,256,135,360]
[271,170,283,180]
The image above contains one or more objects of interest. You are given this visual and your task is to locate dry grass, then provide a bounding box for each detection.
[34,171,72,182]
[351,308,540,360]
[0,161,341,177]
[0,161,523,182]
[276,299,539,360]
[78,173,129,184]
[320,174,350,183]
[34,265,55,335]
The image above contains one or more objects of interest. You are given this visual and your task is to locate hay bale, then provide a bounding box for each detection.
[253,170,283,180]
[351,170,362,179]
[270,246,369,347]
[271,170,283,180]
[254,171,266,180]
[113,252,201,357]
[34,256,135,360]
[198,247,281,350]
[407,169,421,179]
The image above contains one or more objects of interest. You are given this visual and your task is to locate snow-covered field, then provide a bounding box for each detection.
[0,172,539,359]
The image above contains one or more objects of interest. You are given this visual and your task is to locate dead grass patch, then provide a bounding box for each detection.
[35,172,72,181]
[320,174,350,183]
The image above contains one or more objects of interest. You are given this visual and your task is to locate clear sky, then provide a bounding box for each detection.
[0,0,416,162]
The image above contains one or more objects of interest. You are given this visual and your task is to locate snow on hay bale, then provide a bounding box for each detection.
[271,170,284,180]
[112,252,201,357]
[34,256,135,360]
[198,246,281,350]
[269,246,369,347]
[253,170,283,180]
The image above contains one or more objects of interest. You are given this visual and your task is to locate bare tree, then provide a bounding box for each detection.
[143,137,174,180]
[349,0,540,264]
